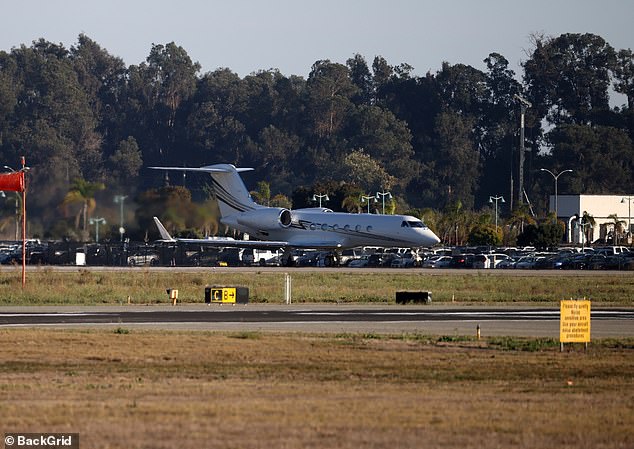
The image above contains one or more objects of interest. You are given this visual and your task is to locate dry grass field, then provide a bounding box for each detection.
[1,329,633,449]
[0,267,633,305]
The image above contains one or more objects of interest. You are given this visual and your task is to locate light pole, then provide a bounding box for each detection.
[622,196,633,240]
[114,195,127,241]
[489,195,505,233]
[540,168,573,221]
[360,195,377,214]
[375,190,392,214]
[89,217,106,243]
[311,193,329,208]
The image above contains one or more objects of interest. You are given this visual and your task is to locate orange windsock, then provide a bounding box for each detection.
[0,171,24,192]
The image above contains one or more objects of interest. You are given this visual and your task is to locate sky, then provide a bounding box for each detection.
[0,0,632,80]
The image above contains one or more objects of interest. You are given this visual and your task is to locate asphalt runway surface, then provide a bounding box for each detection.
[8,266,634,336]
[1,304,633,337]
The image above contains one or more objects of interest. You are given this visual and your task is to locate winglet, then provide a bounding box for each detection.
[153,217,175,241]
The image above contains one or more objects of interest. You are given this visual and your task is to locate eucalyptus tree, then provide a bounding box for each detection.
[523,33,616,126]
[130,42,201,168]
[346,53,373,105]
[3,39,106,237]
[614,49,634,111]
[69,34,129,166]
[305,60,358,140]
[478,53,524,208]
[547,124,633,194]
[108,136,143,185]
[187,68,249,166]
[345,105,418,191]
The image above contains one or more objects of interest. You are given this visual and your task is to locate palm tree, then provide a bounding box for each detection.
[341,195,362,213]
[250,181,271,206]
[62,178,106,232]
[439,201,464,246]
[507,206,536,235]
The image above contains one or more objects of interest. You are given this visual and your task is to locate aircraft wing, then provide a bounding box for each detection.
[154,217,343,250]
[285,240,343,249]
[153,217,288,249]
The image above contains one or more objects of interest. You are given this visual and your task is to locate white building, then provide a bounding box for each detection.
[552,195,634,245]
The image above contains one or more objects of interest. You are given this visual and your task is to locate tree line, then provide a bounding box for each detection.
[0,32,632,244]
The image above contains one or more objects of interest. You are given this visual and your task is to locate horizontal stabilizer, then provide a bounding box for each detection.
[148,165,253,173]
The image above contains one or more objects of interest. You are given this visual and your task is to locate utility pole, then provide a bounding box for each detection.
[514,94,532,207]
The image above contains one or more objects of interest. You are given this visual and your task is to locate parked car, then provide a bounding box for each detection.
[496,257,517,269]
[559,254,591,270]
[514,256,541,269]
[594,246,630,256]
[449,253,475,268]
[367,253,385,267]
[391,252,422,268]
[472,254,491,269]
[473,253,510,269]
[380,253,401,267]
[422,255,452,268]
[348,255,369,268]
[533,256,558,269]
[127,253,160,266]
[340,248,366,266]
[296,251,320,267]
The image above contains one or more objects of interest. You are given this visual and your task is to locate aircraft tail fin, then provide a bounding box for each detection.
[153,217,175,241]
[149,164,260,218]
[205,164,260,217]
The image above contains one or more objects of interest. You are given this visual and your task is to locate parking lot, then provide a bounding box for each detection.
[2,240,633,270]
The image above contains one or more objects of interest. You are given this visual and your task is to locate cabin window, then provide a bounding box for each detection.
[366,226,373,232]
[344,225,350,231]
[355,225,361,232]
[321,224,328,231]
[310,223,316,231]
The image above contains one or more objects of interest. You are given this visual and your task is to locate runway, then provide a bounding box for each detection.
[1,305,633,337]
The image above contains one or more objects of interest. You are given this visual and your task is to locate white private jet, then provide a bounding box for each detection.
[149,164,440,259]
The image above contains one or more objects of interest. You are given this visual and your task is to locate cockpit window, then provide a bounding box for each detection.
[401,221,409,227]
[408,221,425,228]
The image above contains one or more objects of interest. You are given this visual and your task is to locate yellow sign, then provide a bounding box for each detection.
[210,287,236,303]
[560,300,591,343]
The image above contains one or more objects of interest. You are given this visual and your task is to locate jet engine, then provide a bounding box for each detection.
[236,208,292,230]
